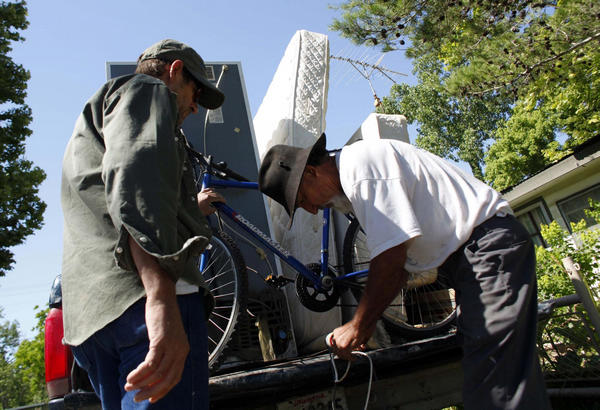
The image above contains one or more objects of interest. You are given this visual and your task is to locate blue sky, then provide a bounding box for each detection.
[0,0,419,338]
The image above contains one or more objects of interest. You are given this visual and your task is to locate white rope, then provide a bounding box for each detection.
[328,350,374,410]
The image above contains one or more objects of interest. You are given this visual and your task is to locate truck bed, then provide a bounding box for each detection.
[209,333,463,410]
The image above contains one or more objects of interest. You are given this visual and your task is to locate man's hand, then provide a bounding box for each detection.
[124,293,189,403]
[330,319,375,361]
[331,243,408,361]
[197,188,225,216]
[124,236,190,403]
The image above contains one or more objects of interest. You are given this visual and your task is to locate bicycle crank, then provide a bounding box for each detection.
[295,263,340,312]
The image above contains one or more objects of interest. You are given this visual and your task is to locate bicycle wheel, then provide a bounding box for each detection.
[200,229,248,370]
[342,218,456,339]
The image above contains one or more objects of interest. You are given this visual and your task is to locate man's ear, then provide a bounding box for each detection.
[304,165,318,179]
[168,59,185,80]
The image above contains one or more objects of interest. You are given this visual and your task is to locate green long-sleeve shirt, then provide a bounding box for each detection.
[61,73,213,346]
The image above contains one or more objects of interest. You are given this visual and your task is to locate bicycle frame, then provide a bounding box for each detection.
[192,151,458,341]
[199,168,368,291]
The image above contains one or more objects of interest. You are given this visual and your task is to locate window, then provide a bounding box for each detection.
[204,66,215,81]
[515,201,552,248]
[557,184,600,231]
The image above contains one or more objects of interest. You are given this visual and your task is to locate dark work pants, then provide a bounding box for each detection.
[440,215,551,410]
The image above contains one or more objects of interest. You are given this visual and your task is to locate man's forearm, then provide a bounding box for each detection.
[352,244,408,334]
[331,243,409,358]
[128,236,176,299]
[125,235,190,403]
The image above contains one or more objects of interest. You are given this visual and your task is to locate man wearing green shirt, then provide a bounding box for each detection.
[61,39,224,409]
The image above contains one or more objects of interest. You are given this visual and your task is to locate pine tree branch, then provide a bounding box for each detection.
[469,31,600,96]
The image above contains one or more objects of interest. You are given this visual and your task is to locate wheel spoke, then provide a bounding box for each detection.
[209,318,226,333]
[213,292,235,299]
[211,311,233,321]
[213,304,234,310]
[202,230,248,370]
[205,268,234,285]
[210,280,237,293]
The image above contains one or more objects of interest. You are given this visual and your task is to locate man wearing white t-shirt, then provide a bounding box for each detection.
[258,134,551,410]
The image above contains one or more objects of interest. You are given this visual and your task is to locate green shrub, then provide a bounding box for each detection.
[536,199,600,301]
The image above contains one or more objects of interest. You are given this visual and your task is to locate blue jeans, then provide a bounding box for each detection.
[71,293,209,410]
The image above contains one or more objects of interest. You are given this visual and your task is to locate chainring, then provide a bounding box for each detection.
[295,263,340,312]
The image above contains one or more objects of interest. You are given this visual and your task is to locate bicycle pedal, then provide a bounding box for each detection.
[265,275,294,288]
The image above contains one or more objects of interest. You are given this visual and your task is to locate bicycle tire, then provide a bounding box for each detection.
[342,218,456,338]
[200,228,248,370]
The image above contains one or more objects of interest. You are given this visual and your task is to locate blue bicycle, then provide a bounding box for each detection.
[188,148,457,369]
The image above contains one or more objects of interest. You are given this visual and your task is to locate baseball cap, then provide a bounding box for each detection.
[138,39,225,109]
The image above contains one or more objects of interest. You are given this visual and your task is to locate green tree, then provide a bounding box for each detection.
[0,0,46,276]
[536,200,600,301]
[0,306,47,408]
[0,307,27,409]
[331,0,600,188]
[378,55,509,179]
[484,101,559,190]
[13,306,47,404]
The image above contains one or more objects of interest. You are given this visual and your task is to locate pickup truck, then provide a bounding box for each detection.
[43,273,463,409]
[44,275,101,409]
[45,275,576,409]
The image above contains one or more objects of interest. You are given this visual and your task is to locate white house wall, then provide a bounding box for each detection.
[504,147,600,230]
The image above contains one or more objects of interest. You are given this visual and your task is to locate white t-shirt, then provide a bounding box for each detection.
[338,139,512,272]
[176,279,199,295]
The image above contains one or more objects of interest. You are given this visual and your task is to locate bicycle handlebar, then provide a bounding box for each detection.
[186,145,250,182]
[214,162,250,182]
